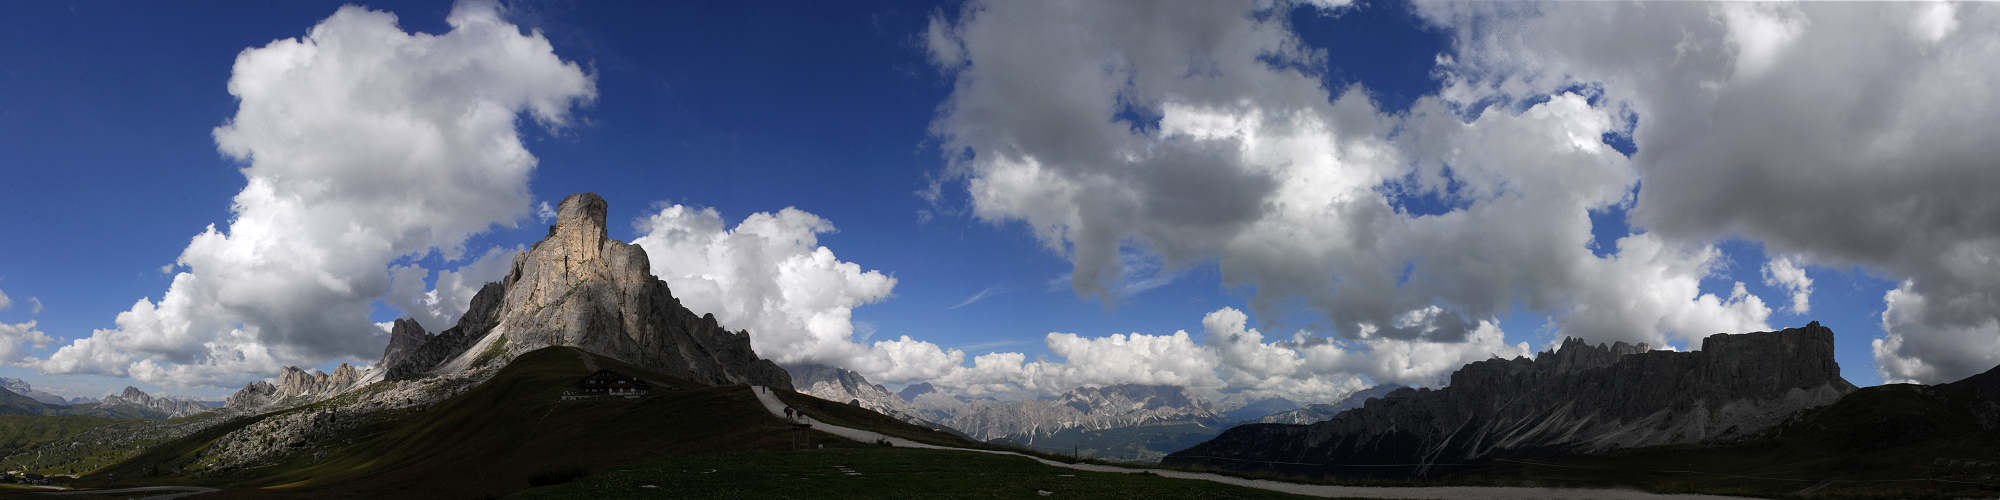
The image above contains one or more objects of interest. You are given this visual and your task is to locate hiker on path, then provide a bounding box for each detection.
[784,407,794,421]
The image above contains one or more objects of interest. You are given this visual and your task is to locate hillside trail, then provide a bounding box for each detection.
[748,386,1757,500]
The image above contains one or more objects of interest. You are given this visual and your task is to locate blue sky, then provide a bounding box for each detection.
[4,0,1990,400]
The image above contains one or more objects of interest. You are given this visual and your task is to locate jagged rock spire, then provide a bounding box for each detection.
[373,192,792,389]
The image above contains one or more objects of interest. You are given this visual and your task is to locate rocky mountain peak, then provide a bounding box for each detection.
[548,192,609,254]
[378,192,791,390]
[381,318,430,371]
[899,382,937,401]
[226,363,363,412]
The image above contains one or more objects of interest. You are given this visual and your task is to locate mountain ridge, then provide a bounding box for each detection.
[1166,322,1856,473]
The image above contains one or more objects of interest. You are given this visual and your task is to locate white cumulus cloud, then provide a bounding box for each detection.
[916,306,1529,403]
[32,1,594,388]
[1762,255,1813,315]
[631,204,897,370]
[0,321,52,365]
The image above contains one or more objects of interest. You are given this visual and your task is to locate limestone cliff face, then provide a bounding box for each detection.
[1165,322,1856,473]
[382,193,792,390]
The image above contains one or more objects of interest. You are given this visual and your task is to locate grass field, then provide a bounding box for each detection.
[0,415,125,454]
[509,447,1312,499]
[0,415,165,475]
[72,347,937,498]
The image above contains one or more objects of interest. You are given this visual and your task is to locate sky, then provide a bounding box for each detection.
[0,0,1993,402]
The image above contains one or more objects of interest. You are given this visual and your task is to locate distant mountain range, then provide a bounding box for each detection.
[785,363,1433,462]
[0,383,211,420]
[785,363,930,424]
[0,378,92,405]
[1165,322,1858,474]
[1257,384,1404,425]
[99,387,212,418]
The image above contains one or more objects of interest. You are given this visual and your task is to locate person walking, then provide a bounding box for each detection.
[784,407,794,421]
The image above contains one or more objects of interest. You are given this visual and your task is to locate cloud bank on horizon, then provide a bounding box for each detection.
[9,0,1998,402]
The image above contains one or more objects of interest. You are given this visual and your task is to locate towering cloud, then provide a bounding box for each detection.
[33,1,594,388]
[1413,1,2000,383]
[632,204,897,368]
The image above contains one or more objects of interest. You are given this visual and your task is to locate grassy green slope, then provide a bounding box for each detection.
[510,447,1311,499]
[0,415,142,474]
[0,415,126,453]
[86,346,1006,499]
[0,388,54,416]
[1425,383,2000,498]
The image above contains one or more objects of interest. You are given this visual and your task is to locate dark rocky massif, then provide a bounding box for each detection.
[1165,322,1856,473]
[374,192,791,390]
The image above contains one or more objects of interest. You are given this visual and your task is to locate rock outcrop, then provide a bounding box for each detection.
[224,364,361,413]
[376,193,791,390]
[378,287,500,381]
[1165,322,1857,474]
[378,318,429,376]
[100,387,212,419]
